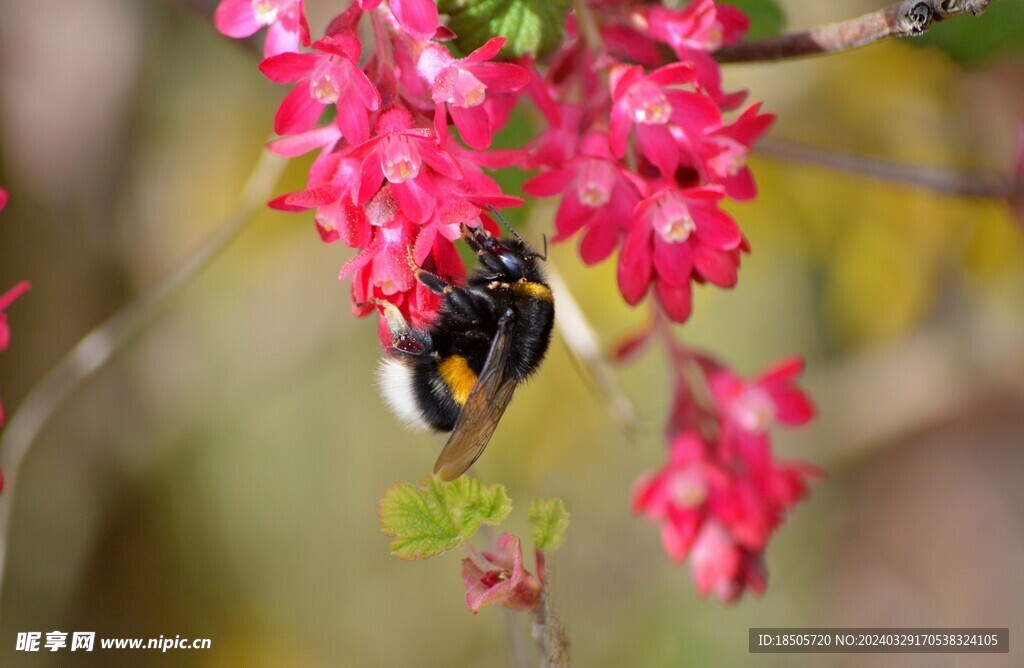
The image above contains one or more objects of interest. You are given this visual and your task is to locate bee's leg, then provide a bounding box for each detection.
[406,247,479,318]
[459,224,508,274]
[357,298,430,355]
[406,246,454,296]
[460,223,484,253]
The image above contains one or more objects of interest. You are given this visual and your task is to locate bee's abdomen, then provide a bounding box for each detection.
[409,357,471,432]
[508,297,554,380]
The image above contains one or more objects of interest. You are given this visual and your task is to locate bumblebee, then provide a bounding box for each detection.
[371,219,554,481]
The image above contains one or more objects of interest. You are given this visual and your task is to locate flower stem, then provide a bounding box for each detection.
[531,589,571,668]
[0,148,286,601]
[573,0,603,54]
[716,0,996,64]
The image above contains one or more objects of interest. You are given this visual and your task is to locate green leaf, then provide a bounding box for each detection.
[528,497,570,552]
[378,476,513,560]
[911,1,1024,65]
[724,0,786,39]
[439,0,573,59]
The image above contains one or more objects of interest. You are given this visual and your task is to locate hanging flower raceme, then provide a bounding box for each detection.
[632,349,821,603]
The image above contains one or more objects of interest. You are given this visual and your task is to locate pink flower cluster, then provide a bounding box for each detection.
[519,0,773,323]
[631,336,821,603]
[216,0,529,336]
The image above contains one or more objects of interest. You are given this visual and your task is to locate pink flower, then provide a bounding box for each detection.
[417,37,530,150]
[351,107,462,224]
[638,0,750,109]
[259,34,381,140]
[461,533,542,613]
[524,132,642,264]
[689,521,766,603]
[707,356,815,434]
[633,426,819,603]
[618,185,741,322]
[214,0,310,57]
[0,281,31,426]
[609,63,721,177]
[359,0,439,40]
[693,103,774,200]
[269,152,367,245]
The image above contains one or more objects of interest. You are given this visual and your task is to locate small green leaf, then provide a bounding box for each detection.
[439,0,572,59]
[378,476,513,560]
[725,0,786,39]
[528,497,570,552]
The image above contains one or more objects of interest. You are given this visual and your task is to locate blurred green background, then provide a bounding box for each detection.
[1,0,1023,665]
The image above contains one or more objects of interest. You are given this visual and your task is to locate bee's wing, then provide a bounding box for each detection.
[433,310,518,481]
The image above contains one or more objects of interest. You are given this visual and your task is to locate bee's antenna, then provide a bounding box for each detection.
[486,204,524,244]
[486,204,547,261]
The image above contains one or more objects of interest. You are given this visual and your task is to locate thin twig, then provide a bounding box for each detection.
[0,149,286,604]
[531,589,571,667]
[757,136,1024,199]
[716,0,995,64]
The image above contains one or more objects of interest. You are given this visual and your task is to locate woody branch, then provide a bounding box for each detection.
[716,0,996,63]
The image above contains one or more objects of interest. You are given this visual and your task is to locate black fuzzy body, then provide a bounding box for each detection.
[393,234,555,432]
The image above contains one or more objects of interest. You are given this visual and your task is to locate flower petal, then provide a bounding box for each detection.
[617,224,653,305]
[463,37,506,64]
[522,168,573,198]
[274,82,326,135]
[450,105,492,151]
[653,237,694,286]
[638,124,679,177]
[469,63,530,92]
[263,20,301,57]
[393,176,436,224]
[259,52,317,83]
[692,203,741,250]
[336,96,371,145]
[214,0,261,38]
[579,218,621,264]
[655,279,693,323]
[391,0,440,40]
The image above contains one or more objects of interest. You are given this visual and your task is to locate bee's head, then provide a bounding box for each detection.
[463,217,547,281]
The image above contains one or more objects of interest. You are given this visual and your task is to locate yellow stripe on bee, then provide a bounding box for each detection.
[438,355,478,406]
[512,280,554,302]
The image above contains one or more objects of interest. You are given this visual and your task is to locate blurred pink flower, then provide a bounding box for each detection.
[707,356,815,434]
[214,0,310,57]
[359,0,439,40]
